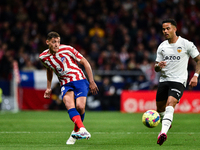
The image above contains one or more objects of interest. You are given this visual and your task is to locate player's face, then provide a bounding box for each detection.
[46,37,60,54]
[162,23,177,40]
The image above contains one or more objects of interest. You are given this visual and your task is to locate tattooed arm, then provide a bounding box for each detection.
[189,55,200,87]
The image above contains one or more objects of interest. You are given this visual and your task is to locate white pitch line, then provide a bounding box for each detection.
[0,132,200,134]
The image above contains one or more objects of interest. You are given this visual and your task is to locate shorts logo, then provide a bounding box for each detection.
[177,47,182,53]
[77,92,82,96]
[177,93,180,97]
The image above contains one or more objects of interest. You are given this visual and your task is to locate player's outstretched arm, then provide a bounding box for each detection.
[79,57,99,95]
[189,55,200,87]
[44,68,53,99]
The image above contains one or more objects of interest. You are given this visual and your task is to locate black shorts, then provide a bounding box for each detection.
[156,81,185,102]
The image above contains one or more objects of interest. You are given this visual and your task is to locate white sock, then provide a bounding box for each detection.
[159,112,165,122]
[161,106,174,134]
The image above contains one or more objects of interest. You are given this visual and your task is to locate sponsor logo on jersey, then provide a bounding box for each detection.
[164,55,180,60]
[57,67,63,73]
[177,47,182,53]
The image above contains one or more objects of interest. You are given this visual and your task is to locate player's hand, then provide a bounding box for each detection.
[89,81,99,95]
[189,76,198,88]
[158,61,167,68]
[44,89,52,99]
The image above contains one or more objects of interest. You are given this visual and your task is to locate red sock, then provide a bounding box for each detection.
[74,124,79,132]
[71,115,85,131]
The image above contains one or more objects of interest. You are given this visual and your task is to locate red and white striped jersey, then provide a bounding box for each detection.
[39,44,86,86]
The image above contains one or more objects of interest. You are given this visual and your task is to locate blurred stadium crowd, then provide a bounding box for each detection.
[0,0,200,90]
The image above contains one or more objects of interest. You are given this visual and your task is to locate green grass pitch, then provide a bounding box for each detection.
[0,111,200,150]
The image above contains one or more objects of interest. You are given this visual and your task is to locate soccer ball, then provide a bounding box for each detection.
[142,110,160,128]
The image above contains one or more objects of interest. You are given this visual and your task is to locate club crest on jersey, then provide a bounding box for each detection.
[177,47,182,53]
[61,57,66,63]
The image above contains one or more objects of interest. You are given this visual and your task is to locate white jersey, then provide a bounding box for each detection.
[156,36,199,87]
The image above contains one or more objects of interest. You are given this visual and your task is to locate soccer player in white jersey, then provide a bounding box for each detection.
[39,32,99,144]
[155,19,200,145]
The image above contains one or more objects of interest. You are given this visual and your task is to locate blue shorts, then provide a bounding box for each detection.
[61,79,89,100]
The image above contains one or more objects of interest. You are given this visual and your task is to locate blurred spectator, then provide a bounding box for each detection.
[0,50,14,80]
[89,23,105,38]
[22,59,37,71]
[98,77,118,110]
[129,75,150,90]
[119,46,129,65]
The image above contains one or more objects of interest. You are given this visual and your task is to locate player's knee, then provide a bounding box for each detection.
[76,104,85,113]
[167,98,178,107]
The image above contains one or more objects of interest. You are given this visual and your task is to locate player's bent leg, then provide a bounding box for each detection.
[161,96,177,135]
[157,98,176,145]
[76,97,87,115]
[160,106,174,134]
[66,131,76,145]
[158,111,172,129]
[70,98,90,140]
[74,97,87,132]
[156,100,167,122]
[73,112,85,132]
[157,97,177,145]
[63,91,76,110]
[63,92,86,130]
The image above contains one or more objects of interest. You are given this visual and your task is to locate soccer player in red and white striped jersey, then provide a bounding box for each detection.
[39,32,99,144]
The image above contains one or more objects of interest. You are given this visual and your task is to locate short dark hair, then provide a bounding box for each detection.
[47,32,60,40]
[162,19,177,27]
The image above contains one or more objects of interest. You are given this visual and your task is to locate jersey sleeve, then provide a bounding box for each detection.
[68,46,83,62]
[39,51,50,69]
[73,48,83,61]
[187,41,199,58]
[155,45,163,62]
[40,59,50,69]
